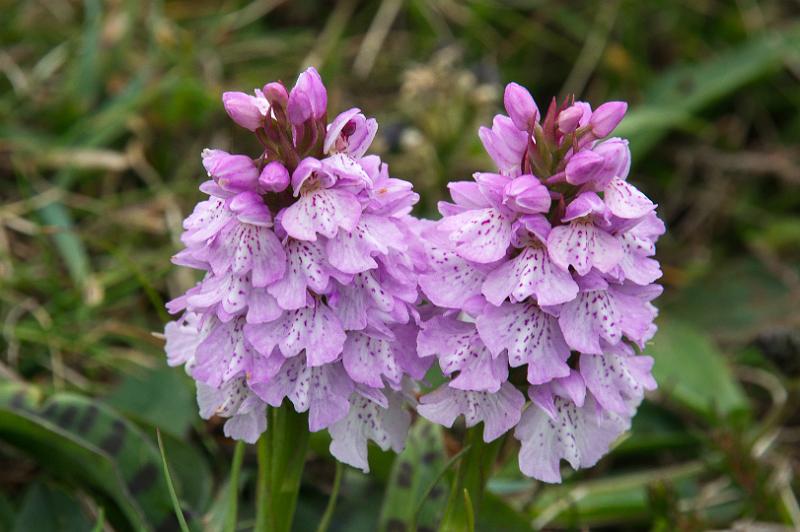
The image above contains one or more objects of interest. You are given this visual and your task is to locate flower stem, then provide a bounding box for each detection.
[255,403,310,532]
[437,427,502,532]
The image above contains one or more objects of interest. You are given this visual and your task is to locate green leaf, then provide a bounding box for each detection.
[155,429,213,517]
[105,367,195,438]
[617,23,800,158]
[13,482,94,532]
[224,442,245,532]
[0,382,191,531]
[378,419,449,531]
[530,461,706,528]
[648,319,749,419]
[0,494,15,531]
[661,258,798,344]
[477,492,533,532]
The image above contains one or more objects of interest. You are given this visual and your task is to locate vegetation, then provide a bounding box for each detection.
[1,0,799,529]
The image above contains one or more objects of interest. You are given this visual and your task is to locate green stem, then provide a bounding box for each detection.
[316,461,344,532]
[255,403,310,532]
[438,427,502,532]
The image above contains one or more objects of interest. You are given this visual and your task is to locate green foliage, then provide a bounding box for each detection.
[378,420,449,531]
[0,382,185,530]
[649,320,749,420]
[2,0,799,530]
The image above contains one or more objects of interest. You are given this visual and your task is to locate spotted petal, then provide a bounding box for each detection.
[482,246,578,306]
[603,177,656,219]
[280,188,361,241]
[558,282,621,355]
[192,317,255,387]
[251,356,353,431]
[329,391,410,472]
[547,220,622,276]
[327,214,405,274]
[268,240,331,310]
[476,301,571,385]
[418,382,525,442]
[515,395,629,483]
[244,302,346,366]
[580,347,656,415]
[208,222,285,287]
[439,207,512,263]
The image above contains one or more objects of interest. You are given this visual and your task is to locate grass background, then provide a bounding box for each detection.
[1,0,800,530]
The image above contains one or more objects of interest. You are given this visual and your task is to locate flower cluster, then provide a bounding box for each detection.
[164,68,430,472]
[415,83,663,482]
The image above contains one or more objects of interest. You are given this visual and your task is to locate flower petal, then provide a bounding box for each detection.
[580,348,656,415]
[476,301,571,385]
[268,240,331,310]
[515,395,629,483]
[193,317,255,387]
[547,221,622,275]
[251,356,353,431]
[418,382,525,442]
[326,214,404,274]
[482,246,578,306]
[342,331,405,387]
[164,312,204,367]
[603,177,656,219]
[558,285,622,355]
[244,302,346,366]
[329,391,410,472]
[280,188,361,241]
[439,207,512,264]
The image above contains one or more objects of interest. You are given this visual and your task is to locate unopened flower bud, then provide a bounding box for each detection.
[258,161,290,193]
[589,101,627,137]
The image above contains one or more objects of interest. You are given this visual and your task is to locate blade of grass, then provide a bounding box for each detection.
[90,508,105,532]
[463,488,475,532]
[316,461,344,532]
[156,429,190,532]
[224,442,246,532]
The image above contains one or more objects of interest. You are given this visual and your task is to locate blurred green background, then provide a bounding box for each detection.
[1,0,800,530]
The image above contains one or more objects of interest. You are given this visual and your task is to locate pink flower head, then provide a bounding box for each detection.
[165,69,428,473]
[417,82,663,483]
